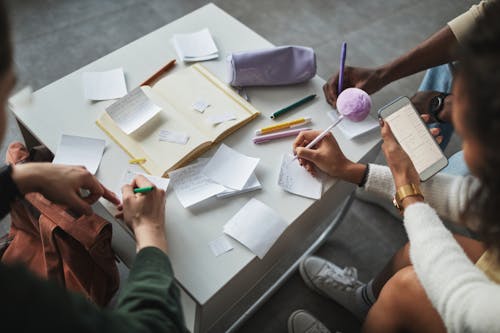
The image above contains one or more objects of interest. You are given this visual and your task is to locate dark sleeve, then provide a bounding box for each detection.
[0,247,188,333]
[0,164,22,219]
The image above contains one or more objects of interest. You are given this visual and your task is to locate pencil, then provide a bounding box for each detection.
[140,59,176,86]
[129,158,146,164]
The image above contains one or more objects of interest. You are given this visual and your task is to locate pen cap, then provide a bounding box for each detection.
[336,88,371,122]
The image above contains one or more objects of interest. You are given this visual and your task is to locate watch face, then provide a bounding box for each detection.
[429,95,443,113]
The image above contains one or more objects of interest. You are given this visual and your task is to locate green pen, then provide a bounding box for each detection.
[133,186,154,194]
[270,94,316,119]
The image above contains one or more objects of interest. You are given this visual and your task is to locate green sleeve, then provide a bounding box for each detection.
[0,247,189,333]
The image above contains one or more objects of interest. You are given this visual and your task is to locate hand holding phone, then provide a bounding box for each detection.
[378,96,448,181]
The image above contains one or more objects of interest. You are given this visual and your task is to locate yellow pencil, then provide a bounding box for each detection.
[256,117,312,135]
[129,158,146,164]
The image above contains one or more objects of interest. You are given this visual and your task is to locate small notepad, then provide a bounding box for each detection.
[82,68,127,101]
[169,160,226,208]
[224,198,288,259]
[216,173,262,198]
[118,169,170,200]
[105,87,161,134]
[172,28,218,62]
[208,236,233,257]
[52,135,106,175]
[278,153,322,199]
[327,110,379,139]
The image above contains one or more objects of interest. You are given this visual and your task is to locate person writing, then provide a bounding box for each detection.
[0,1,188,332]
[288,2,500,332]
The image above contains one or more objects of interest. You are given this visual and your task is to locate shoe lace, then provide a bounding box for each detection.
[307,322,330,333]
[315,264,359,291]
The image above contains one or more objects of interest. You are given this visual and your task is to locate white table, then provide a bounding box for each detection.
[9,4,380,332]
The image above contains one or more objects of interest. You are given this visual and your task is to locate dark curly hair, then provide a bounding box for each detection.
[458,1,500,258]
[0,0,11,76]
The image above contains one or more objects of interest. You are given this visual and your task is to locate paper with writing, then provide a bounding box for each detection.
[158,129,190,144]
[278,153,322,199]
[105,87,161,134]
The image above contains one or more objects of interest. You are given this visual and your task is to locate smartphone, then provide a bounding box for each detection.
[378,96,448,181]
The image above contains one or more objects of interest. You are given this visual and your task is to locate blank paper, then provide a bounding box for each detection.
[105,87,161,134]
[202,144,259,190]
[278,153,322,199]
[216,173,262,198]
[169,160,226,208]
[208,236,233,257]
[223,198,288,259]
[172,28,218,62]
[52,134,106,175]
[82,68,127,101]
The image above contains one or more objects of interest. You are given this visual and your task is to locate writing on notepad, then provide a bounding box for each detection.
[278,153,322,199]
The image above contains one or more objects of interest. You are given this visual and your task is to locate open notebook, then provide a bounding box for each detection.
[96,64,260,176]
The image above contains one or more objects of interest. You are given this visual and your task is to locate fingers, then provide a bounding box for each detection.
[295,146,319,162]
[436,136,443,144]
[130,174,154,188]
[323,72,339,106]
[121,183,134,201]
[102,185,120,205]
[293,130,322,151]
[429,127,441,137]
[420,114,431,123]
[380,120,396,142]
[79,172,104,204]
[69,193,93,216]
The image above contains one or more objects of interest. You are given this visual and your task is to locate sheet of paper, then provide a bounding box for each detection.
[207,112,236,125]
[192,100,210,113]
[105,87,161,134]
[158,129,189,145]
[327,110,379,139]
[216,173,262,198]
[82,68,127,101]
[278,153,322,200]
[118,169,170,200]
[169,160,226,208]
[203,144,259,190]
[172,28,218,62]
[223,198,288,259]
[52,134,106,175]
[208,236,233,257]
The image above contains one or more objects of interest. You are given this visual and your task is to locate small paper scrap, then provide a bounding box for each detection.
[208,236,233,257]
[207,112,237,126]
[192,100,210,113]
[278,153,322,199]
[159,129,189,145]
[82,68,127,101]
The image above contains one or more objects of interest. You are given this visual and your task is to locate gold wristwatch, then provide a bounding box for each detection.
[393,183,424,211]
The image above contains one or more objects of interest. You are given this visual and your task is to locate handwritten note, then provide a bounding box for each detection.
[223,198,288,259]
[172,28,218,62]
[158,129,189,145]
[118,169,170,200]
[169,160,226,208]
[52,135,106,175]
[106,87,161,134]
[203,144,259,190]
[216,173,261,198]
[207,112,237,126]
[82,68,127,101]
[278,153,322,199]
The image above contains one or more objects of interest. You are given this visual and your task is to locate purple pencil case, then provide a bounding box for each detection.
[227,46,316,87]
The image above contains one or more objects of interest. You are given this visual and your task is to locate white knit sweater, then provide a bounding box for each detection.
[364,164,499,333]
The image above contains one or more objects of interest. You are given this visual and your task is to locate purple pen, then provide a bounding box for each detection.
[253,127,311,144]
[338,41,347,94]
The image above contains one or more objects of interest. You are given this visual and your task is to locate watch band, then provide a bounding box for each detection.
[393,183,423,211]
[429,92,450,123]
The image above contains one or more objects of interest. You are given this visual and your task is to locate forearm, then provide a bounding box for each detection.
[404,203,500,332]
[378,26,458,86]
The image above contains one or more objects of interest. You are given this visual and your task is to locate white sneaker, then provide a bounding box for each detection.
[288,310,331,333]
[300,256,366,320]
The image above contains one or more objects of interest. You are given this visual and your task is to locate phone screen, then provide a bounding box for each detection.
[384,103,443,174]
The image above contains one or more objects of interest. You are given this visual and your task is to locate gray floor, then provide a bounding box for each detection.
[3,0,473,332]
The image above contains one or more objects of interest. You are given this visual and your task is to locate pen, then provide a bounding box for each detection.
[291,116,344,162]
[270,94,316,119]
[140,59,176,87]
[133,186,154,194]
[256,117,312,135]
[338,41,347,94]
[253,127,311,144]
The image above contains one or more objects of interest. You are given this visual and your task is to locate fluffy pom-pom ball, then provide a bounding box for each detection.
[336,88,371,122]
